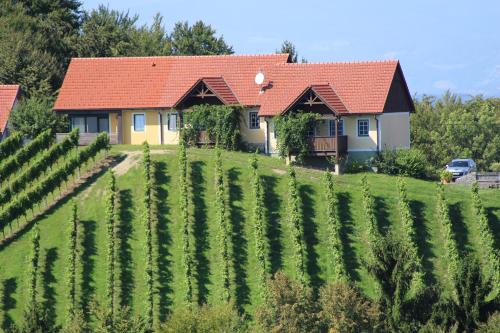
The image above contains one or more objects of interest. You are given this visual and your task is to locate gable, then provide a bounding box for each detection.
[383,64,415,112]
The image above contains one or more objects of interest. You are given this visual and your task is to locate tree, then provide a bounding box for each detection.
[431,255,499,332]
[131,13,170,56]
[170,21,233,55]
[9,97,68,139]
[0,0,82,96]
[364,233,436,331]
[76,5,138,57]
[318,281,381,332]
[254,271,320,332]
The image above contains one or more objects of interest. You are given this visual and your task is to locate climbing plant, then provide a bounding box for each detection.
[28,223,41,306]
[105,170,117,324]
[142,142,154,328]
[287,166,308,285]
[324,171,345,281]
[250,152,269,297]
[274,111,319,163]
[182,104,242,150]
[67,200,79,318]
[215,149,232,302]
[361,175,381,259]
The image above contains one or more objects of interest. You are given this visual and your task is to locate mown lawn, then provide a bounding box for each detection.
[0,146,499,326]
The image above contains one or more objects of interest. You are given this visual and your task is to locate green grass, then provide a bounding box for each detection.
[0,146,499,326]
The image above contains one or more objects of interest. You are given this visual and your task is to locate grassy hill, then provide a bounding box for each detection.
[0,145,499,326]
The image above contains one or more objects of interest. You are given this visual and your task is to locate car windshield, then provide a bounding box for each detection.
[450,161,469,167]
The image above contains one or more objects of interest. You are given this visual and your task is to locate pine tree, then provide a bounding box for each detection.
[215,149,231,302]
[250,152,269,297]
[287,166,308,285]
[67,201,79,318]
[324,171,345,281]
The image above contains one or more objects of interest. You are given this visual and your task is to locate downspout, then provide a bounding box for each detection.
[375,115,381,152]
[264,117,269,154]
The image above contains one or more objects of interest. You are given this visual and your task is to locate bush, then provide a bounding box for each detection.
[254,271,320,332]
[161,304,247,333]
[343,159,369,174]
[318,281,381,332]
[375,148,432,179]
[439,170,452,183]
[490,162,500,172]
[477,312,500,333]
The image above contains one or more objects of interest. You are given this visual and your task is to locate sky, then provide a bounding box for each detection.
[83,0,500,97]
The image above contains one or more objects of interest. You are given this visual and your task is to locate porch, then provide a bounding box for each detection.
[56,132,119,145]
[308,135,347,156]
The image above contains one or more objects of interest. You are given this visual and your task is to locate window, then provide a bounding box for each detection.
[72,117,85,133]
[133,114,145,132]
[168,113,178,131]
[328,119,344,137]
[249,111,260,129]
[357,119,369,137]
[87,116,98,133]
[70,115,108,133]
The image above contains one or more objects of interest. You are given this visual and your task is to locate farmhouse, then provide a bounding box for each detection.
[0,84,20,140]
[54,54,414,161]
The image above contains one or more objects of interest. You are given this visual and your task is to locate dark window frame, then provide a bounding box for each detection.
[133,113,145,132]
[357,118,369,137]
[249,111,260,129]
[70,114,110,133]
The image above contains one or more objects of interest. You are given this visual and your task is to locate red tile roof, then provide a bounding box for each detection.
[283,84,349,114]
[54,54,409,116]
[173,77,240,107]
[0,85,20,133]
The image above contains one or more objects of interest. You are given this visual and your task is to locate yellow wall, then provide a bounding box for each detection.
[162,110,181,145]
[379,112,410,150]
[122,110,160,145]
[239,108,266,144]
[341,115,378,151]
[110,113,118,134]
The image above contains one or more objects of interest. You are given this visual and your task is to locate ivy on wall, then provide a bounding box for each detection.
[274,111,319,163]
[182,104,242,150]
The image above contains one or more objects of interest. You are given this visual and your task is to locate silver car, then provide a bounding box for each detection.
[446,159,476,179]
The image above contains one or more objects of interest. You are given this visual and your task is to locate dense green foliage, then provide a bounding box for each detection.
[375,148,432,179]
[471,182,500,295]
[141,142,155,328]
[360,176,381,255]
[0,129,79,206]
[250,152,269,298]
[436,184,460,286]
[105,170,117,324]
[66,201,78,319]
[9,97,68,138]
[274,112,319,162]
[0,2,232,97]
[0,128,54,181]
[0,132,109,233]
[397,178,425,295]
[214,149,232,302]
[324,171,345,281]
[183,104,241,150]
[286,167,308,285]
[178,143,194,305]
[412,93,500,170]
[0,132,23,160]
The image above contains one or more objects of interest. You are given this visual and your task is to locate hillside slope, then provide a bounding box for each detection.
[0,146,499,325]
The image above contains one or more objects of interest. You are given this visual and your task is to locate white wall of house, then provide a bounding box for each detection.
[378,112,411,150]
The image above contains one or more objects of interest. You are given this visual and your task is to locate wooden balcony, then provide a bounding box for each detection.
[307,135,347,156]
[56,132,118,145]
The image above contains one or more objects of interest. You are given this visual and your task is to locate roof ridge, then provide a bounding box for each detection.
[0,84,20,89]
[277,59,399,66]
[72,53,289,61]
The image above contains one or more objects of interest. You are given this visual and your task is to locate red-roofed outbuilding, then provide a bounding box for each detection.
[0,85,20,140]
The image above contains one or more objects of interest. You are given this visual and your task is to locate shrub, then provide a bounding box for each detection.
[476,312,500,333]
[254,271,320,332]
[318,281,381,332]
[439,170,452,183]
[375,148,432,179]
[343,159,369,174]
[490,162,500,172]
[161,304,247,333]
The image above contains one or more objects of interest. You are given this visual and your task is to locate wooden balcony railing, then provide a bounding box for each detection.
[56,132,118,145]
[307,135,347,155]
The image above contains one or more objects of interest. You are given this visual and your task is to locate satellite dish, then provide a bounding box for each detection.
[255,71,265,85]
